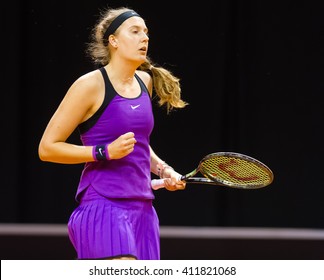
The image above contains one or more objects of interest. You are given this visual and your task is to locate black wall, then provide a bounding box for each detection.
[2,0,324,228]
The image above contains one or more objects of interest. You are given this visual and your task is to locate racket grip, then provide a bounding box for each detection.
[151,179,166,190]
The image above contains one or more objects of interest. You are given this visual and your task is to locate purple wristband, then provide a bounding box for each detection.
[93,144,110,161]
[92,146,98,161]
[105,144,110,160]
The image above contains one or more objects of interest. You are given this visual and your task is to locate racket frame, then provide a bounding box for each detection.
[151,151,274,190]
[196,152,274,189]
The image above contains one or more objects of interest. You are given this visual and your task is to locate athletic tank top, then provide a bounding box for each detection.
[75,67,155,202]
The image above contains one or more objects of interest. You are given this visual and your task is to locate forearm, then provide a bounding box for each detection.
[150,146,163,175]
[39,132,136,164]
[149,146,173,178]
[150,146,186,191]
[38,141,95,164]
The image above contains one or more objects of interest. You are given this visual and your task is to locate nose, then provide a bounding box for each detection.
[142,32,149,41]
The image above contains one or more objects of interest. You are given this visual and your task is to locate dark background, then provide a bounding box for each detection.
[2,0,324,229]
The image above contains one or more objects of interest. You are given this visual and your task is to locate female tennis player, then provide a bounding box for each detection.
[38,6,187,260]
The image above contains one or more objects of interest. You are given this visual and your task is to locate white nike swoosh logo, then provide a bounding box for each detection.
[98,148,103,156]
[131,104,140,110]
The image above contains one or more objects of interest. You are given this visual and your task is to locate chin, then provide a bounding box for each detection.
[136,57,147,65]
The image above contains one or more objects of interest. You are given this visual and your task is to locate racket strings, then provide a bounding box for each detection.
[201,156,272,186]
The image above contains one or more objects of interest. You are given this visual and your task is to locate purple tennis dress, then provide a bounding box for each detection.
[67,67,159,259]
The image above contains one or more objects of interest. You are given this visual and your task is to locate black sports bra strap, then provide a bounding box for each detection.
[99,67,109,86]
[134,73,150,94]
[78,67,115,134]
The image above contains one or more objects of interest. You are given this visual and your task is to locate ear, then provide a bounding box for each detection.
[108,35,118,48]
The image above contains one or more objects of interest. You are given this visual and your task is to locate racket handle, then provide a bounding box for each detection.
[151,175,183,190]
[151,179,166,190]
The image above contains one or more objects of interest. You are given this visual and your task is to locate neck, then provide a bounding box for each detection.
[105,63,136,85]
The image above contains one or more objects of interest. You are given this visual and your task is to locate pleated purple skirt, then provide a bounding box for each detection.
[67,186,160,260]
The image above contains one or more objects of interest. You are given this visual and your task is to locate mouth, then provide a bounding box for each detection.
[139,46,147,52]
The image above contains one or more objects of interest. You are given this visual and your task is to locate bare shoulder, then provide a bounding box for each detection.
[65,69,103,101]
[72,69,103,93]
[61,68,105,123]
[136,69,151,84]
[136,70,153,95]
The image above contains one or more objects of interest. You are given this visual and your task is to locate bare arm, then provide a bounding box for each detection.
[38,70,136,164]
[149,146,185,191]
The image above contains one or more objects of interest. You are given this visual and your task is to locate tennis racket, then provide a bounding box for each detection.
[151,152,274,190]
